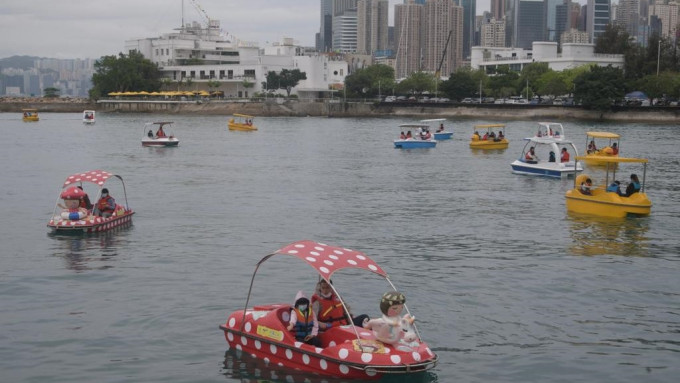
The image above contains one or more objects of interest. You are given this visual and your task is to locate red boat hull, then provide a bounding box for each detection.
[220,304,437,379]
[47,210,134,234]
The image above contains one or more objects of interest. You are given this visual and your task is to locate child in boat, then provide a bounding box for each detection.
[580,178,593,195]
[287,291,321,347]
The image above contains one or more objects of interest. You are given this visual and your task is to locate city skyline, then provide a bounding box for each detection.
[0,0,498,60]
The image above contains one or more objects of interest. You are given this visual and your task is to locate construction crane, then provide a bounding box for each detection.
[435,30,453,79]
[189,0,212,26]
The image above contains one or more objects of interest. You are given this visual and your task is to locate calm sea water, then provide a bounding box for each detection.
[1,112,679,383]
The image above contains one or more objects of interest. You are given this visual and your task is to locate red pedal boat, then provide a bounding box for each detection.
[219,240,438,379]
[47,170,134,234]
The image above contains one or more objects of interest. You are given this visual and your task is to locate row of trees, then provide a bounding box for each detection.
[344,28,680,110]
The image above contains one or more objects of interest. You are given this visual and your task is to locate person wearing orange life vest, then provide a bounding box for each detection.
[311,279,369,330]
[94,188,116,218]
[560,147,570,163]
[287,291,321,347]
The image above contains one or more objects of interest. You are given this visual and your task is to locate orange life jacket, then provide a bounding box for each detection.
[312,294,349,325]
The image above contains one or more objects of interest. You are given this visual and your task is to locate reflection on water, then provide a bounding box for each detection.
[48,228,129,271]
[567,212,650,257]
[221,348,438,383]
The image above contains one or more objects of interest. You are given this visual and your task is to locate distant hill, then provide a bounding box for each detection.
[0,55,44,70]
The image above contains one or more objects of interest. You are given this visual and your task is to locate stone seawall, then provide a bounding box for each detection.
[2,99,679,123]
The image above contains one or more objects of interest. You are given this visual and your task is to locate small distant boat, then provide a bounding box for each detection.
[219,240,438,380]
[142,122,179,147]
[420,118,452,140]
[47,170,135,234]
[83,110,96,125]
[228,114,258,131]
[394,123,437,149]
[583,131,620,166]
[510,136,582,178]
[22,108,39,122]
[565,156,651,218]
[469,124,508,149]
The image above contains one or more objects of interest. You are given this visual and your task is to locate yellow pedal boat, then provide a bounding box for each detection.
[470,124,508,149]
[583,131,620,166]
[228,113,258,131]
[565,156,651,218]
[22,108,39,122]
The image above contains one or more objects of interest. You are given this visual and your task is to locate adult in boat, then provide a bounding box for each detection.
[624,174,641,197]
[156,126,166,138]
[311,279,369,330]
[94,188,116,218]
[406,131,412,139]
[560,147,570,162]
[437,123,444,132]
[400,131,406,139]
[525,147,538,163]
[612,142,619,155]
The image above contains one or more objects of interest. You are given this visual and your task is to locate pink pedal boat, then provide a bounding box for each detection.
[219,240,438,380]
[47,170,134,234]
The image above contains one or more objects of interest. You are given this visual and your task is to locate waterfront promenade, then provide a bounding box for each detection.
[2,97,679,123]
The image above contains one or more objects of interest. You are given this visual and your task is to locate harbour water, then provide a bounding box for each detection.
[1,113,678,383]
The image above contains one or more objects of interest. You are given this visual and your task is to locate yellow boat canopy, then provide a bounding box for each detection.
[22,108,38,112]
[575,156,647,163]
[233,113,255,118]
[586,131,620,139]
[473,124,506,130]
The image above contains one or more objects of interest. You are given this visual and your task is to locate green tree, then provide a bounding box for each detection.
[440,68,477,101]
[594,24,632,54]
[635,72,680,101]
[89,50,161,99]
[487,65,519,98]
[395,72,436,96]
[43,87,60,98]
[519,62,550,97]
[573,65,626,111]
[344,64,395,98]
[536,71,568,98]
[266,69,307,97]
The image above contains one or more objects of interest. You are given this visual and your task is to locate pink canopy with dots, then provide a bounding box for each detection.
[62,170,115,187]
[270,240,388,278]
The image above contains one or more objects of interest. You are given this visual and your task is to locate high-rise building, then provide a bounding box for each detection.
[555,1,571,45]
[616,0,640,39]
[649,2,679,39]
[545,0,563,41]
[586,0,611,43]
[394,1,423,78]
[319,0,333,51]
[481,18,507,47]
[319,0,358,52]
[357,0,389,55]
[561,28,590,43]
[490,0,506,21]
[516,0,546,49]
[333,9,358,53]
[460,0,476,59]
[422,0,463,76]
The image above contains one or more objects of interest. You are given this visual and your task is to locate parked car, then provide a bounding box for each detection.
[462,98,473,104]
[384,96,396,102]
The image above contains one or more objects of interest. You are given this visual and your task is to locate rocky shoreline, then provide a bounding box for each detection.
[2,98,679,123]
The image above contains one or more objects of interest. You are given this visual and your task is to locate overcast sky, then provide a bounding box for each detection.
[0,0,492,60]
